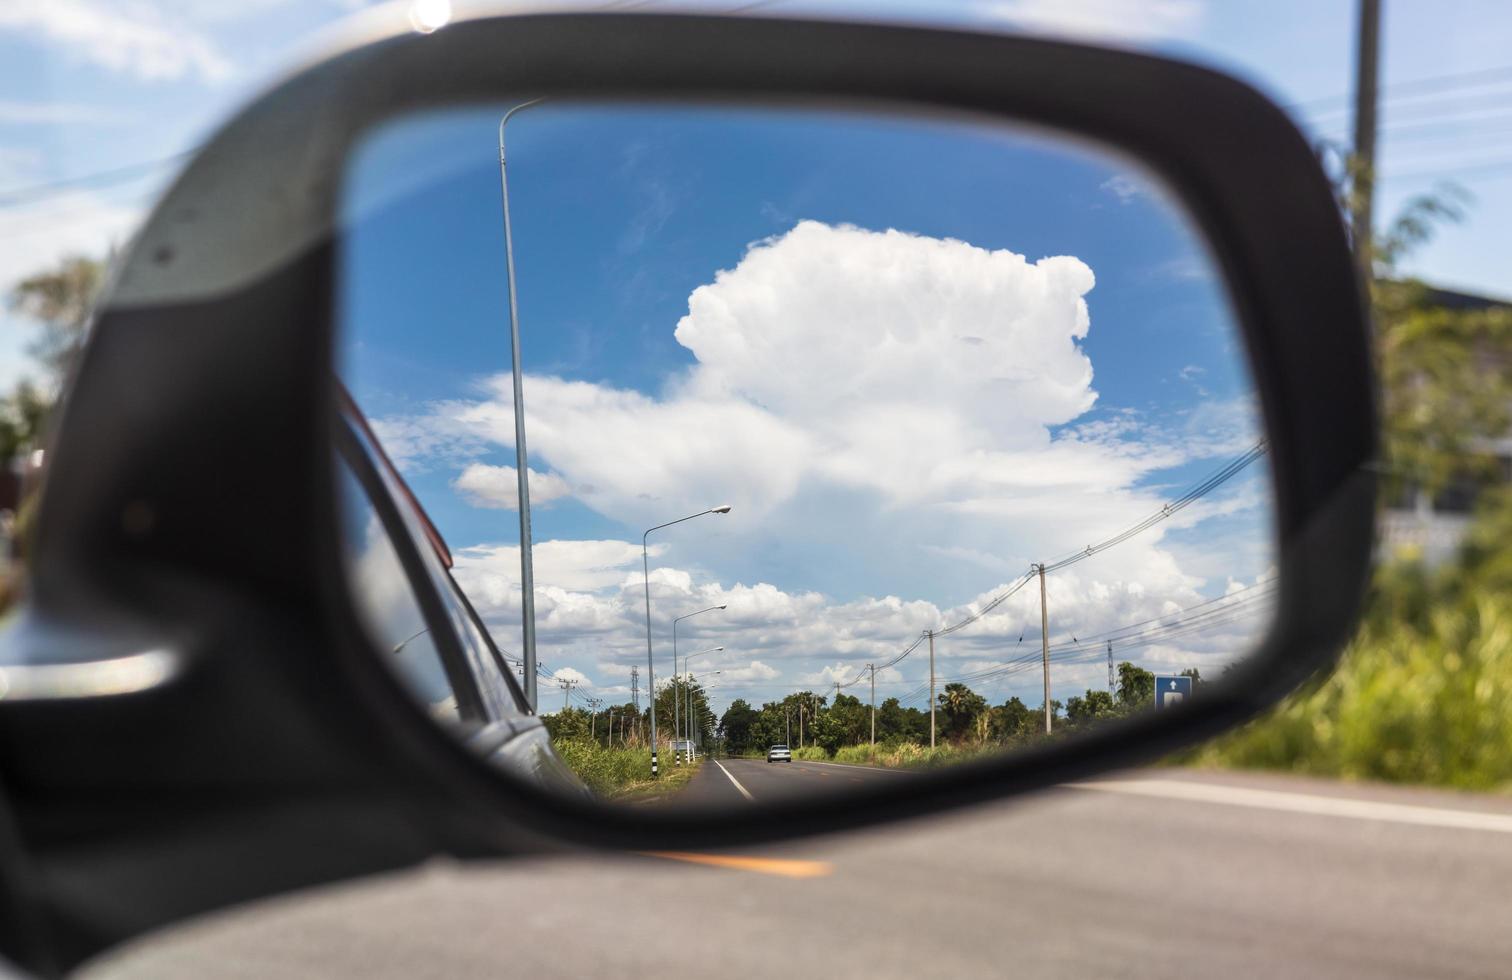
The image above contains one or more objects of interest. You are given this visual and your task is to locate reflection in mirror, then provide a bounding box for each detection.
[335,102,1276,808]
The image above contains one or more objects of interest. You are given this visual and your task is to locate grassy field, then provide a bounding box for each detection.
[831,742,990,769]
[551,740,702,801]
[1185,500,1512,793]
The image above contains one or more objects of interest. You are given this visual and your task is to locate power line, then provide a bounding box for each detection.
[0,151,191,208]
[785,441,1270,709]
[1291,63,1512,112]
[892,580,1275,707]
[1040,440,1267,574]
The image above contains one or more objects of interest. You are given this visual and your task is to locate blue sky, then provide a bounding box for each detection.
[338,101,1274,712]
[3,0,1508,715]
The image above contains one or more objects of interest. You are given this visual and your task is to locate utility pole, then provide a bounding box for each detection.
[608,706,615,746]
[630,665,639,709]
[1108,640,1115,695]
[799,699,805,749]
[558,677,575,713]
[868,663,876,751]
[927,629,936,749]
[1038,563,1051,734]
[785,708,791,746]
[1350,0,1382,277]
[587,697,601,741]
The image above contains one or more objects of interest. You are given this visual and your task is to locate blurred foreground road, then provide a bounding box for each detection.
[85,768,1512,979]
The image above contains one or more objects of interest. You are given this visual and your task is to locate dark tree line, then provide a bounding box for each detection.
[715,663,1201,756]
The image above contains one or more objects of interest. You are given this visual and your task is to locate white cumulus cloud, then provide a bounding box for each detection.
[453,462,572,510]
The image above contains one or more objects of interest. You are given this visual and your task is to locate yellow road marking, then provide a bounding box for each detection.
[641,852,834,878]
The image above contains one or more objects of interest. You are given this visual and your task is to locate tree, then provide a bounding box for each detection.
[1065,689,1116,725]
[7,255,104,379]
[937,682,988,743]
[2,255,106,461]
[718,698,760,756]
[992,696,1034,742]
[543,706,591,741]
[1116,662,1154,708]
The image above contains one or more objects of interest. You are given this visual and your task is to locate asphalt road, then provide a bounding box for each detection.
[83,768,1512,979]
[671,754,916,805]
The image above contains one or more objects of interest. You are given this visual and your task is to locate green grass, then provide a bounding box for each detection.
[831,741,990,769]
[551,740,702,800]
[1185,591,1512,792]
[1186,501,1512,794]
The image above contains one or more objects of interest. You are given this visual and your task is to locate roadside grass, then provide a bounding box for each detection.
[1182,585,1512,792]
[830,741,989,769]
[1184,498,1512,794]
[551,740,702,801]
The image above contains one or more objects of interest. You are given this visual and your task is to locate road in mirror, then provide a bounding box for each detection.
[334,101,1276,809]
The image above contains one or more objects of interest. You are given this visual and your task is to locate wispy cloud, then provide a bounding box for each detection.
[1100,174,1146,204]
[0,100,134,125]
[0,0,233,82]
[986,0,1204,43]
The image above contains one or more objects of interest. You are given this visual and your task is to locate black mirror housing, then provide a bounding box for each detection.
[0,11,1374,974]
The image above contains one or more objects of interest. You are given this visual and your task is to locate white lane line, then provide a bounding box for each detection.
[713,759,755,802]
[1074,778,1512,834]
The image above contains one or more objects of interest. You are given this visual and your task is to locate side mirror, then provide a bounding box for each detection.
[0,10,1374,974]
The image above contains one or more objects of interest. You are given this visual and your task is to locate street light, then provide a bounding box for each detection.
[672,604,727,765]
[683,645,723,761]
[497,97,545,712]
[642,506,733,777]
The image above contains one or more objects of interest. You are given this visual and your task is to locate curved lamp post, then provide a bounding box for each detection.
[672,604,726,764]
[496,97,545,711]
[683,646,723,760]
[642,506,732,777]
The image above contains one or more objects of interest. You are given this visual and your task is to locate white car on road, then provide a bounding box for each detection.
[767,744,792,763]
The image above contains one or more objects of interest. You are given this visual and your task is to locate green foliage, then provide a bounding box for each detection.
[1066,689,1116,724]
[832,741,992,769]
[551,738,698,799]
[718,698,760,755]
[937,682,988,743]
[1,255,106,464]
[1374,278,1512,500]
[1190,489,1512,791]
[7,254,104,379]
[1117,662,1154,708]
[1187,194,1512,791]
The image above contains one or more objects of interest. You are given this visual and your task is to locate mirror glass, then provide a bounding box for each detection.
[334,101,1276,808]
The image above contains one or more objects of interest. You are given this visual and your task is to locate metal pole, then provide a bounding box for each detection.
[672,618,681,766]
[672,605,726,762]
[1107,640,1114,695]
[643,534,658,777]
[640,509,730,778]
[1038,564,1051,733]
[497,99,544,713]
[928,630,936,749]
[870,667,879,748]
[1350,0,1382,276]
[687,670,695,761]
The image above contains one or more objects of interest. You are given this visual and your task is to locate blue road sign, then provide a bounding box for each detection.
[1153,674,1193,709]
